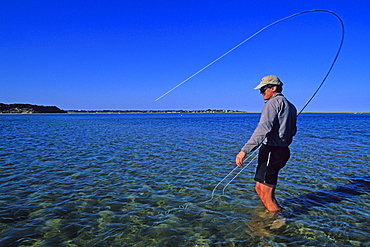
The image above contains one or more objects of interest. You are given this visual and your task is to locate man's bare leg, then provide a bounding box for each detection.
[255,182,280,212]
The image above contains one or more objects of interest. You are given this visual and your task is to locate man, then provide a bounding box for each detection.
[235,75,297,212]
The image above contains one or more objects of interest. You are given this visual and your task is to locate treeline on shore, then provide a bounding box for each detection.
[0,103,67,114]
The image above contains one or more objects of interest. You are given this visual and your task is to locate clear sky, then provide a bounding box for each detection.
[1,0,369,112]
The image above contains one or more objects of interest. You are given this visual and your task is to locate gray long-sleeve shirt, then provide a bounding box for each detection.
[241,93,297,154]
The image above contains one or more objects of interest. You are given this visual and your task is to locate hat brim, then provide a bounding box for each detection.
[254,83,265,90]
[254,82,281,90]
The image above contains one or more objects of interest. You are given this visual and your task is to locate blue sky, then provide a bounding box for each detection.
[1,0,369,112]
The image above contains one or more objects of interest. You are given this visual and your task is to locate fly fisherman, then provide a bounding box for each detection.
[236,75,297,212]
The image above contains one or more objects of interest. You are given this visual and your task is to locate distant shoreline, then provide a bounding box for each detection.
[66,109,249,114]
[65,111,369,114]
[0,103,368,115]
[1,111,369,115]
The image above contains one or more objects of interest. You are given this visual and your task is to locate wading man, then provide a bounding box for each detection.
[235,75,297,212]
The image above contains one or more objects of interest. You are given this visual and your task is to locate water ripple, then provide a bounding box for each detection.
[0,113,369,246]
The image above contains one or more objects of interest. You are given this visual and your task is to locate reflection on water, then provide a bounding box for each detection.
[246,204,287,237]
[0,113,369,246]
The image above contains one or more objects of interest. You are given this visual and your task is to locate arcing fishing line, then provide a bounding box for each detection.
[158,10,344,213]
[155,9,344,103]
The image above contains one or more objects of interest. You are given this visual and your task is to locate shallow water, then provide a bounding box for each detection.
[0,113,369,246]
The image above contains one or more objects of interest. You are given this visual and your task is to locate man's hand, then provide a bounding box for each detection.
[235,151,246,167]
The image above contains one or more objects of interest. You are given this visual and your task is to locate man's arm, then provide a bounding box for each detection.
[236,99,279,166]
[241,102,277,153]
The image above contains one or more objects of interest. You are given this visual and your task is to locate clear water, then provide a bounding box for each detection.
[0,113,369,246]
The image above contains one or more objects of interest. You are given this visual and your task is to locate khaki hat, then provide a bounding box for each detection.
[254,75,282,90]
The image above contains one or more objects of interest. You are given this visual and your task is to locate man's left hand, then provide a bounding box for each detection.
[235,151,246,167]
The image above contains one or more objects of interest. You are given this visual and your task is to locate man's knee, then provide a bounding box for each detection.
[258,182,275,195]
[255,182,262,196]
[263,182,276,188]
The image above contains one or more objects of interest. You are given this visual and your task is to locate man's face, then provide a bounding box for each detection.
[260,85,277,100]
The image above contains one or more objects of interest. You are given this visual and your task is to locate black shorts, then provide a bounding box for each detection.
[254,144,290,185]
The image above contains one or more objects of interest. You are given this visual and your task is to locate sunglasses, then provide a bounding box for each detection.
[260,85,275,94]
